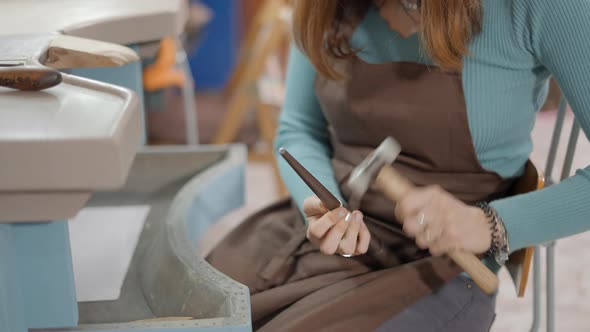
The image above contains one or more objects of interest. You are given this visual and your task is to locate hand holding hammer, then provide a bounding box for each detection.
[346,137,499,295]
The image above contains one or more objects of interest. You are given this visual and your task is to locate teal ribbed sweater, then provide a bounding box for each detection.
[274,0,590,253]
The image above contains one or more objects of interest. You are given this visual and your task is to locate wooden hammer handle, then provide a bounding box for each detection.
[0,65,62,91]
[375,165,499,295]
[375,164,415,200]
[447,251,498,295]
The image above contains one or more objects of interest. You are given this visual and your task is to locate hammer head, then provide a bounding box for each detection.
[347,137,402,205]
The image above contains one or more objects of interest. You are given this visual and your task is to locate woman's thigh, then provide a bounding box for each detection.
[374,275,497,332]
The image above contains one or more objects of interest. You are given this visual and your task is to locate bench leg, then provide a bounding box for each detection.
[0,221,78,331]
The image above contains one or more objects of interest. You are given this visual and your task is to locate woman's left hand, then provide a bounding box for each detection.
[395,185,493,256]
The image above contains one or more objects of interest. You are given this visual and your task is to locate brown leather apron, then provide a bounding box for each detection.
[207,55,514,332]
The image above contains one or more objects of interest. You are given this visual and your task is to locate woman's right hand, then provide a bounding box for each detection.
[303,196,371,256]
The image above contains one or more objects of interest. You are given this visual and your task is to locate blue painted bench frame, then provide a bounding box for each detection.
[1,145,251,332]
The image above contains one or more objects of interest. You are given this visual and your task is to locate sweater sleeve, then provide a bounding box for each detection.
[491,0,590,251]
[273,45,345,213]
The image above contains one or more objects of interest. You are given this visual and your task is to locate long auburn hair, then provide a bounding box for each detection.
[292,0,482,78]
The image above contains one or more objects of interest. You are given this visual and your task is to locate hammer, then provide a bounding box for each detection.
[346,137,499,295]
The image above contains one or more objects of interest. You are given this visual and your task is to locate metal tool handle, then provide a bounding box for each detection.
[0,65,62,91]
[375,165,499,295]
[279,147,343,211]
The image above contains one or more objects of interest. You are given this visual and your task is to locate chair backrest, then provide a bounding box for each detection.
[505,160,545,297]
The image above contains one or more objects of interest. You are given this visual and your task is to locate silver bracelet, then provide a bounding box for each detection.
[476,201,510,266]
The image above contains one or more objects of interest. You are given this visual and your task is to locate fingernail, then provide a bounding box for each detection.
[338,209,347,218]
[354,212,363,223]
[344,212,352,222]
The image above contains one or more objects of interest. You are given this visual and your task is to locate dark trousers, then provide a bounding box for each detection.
[375,275,497,332]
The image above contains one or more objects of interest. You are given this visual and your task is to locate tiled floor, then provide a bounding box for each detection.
[157,93,590,331]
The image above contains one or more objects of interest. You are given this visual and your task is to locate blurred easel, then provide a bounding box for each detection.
[213,0,292,196]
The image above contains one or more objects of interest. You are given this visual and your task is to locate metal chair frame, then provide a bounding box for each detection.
[531,97,583,332]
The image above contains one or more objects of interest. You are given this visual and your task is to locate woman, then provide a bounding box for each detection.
[207,0,590,331]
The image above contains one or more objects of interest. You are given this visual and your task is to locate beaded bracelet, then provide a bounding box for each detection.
[476,201,510,266]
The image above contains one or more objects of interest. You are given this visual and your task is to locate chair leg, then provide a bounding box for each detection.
[213,12,287,145]
[545,98,568,185]
[256,102,277,145]
[213,88,256,144]
[536,98,579,332]
[560,120,581,180]
[256,102,287,197]
[224,0,283,97]
[535,100,568,332]
[269,156,288,198]
[530,246,542,332]
[546,242,556,332]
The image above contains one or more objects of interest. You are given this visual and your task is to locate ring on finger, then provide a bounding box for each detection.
[339,239,354,257]
[418,212,430,240]
[418,213,437,244]
[425,223,443,244]
[418,212,427,229]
